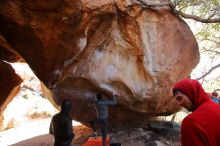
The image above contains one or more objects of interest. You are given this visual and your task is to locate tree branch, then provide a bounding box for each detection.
[199,38,220,45]
[135,0,172,7]
[196,63,220,80]
[168,0,220,23]
[175,10,220,23]
[135,0,220,23]
[201,48,220,54]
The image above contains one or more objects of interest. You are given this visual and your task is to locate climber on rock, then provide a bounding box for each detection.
[89,92,117,146]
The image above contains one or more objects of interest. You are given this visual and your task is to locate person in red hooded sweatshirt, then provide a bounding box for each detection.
[173,78,220,146]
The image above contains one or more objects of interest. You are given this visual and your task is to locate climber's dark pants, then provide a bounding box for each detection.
[54,140,72,146]
[89,118,107,146]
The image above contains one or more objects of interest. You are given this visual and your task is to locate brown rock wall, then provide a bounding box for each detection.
[0,0,199,128]
[0,35,23,62]
[0,61,22,130]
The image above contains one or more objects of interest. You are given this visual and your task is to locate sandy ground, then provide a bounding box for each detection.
[0,63,93,146]
[0,90,58,146]
[0,118,86,146]
[0,118,53,146]
[10,134,54,146]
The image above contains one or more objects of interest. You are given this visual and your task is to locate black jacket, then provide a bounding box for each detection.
[49,112,74,146]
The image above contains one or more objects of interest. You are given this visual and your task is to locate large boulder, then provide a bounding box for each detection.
[0,61,22,130]
[0,35,23,62]
[0,0,199,128]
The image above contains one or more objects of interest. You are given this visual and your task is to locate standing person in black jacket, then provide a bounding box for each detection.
[89,92,117,146]
[49,99,75,146]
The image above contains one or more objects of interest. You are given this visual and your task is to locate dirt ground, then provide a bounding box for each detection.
[0,118,92,146]
[11,134,54,146]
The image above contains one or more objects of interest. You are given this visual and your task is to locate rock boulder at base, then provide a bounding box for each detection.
[0,61,22,130]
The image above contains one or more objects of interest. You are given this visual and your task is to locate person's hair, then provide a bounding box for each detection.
[61,99,72,112]
[96,93,102,100]
[212,91,218,97]
[173,89,181,96]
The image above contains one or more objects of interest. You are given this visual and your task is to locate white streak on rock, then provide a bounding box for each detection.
[78,38,87,50]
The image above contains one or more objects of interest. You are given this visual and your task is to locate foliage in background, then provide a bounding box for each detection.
[171,0,220,92]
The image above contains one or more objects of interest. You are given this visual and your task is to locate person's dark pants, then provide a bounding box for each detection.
[89,118,107,146]
[54,140,72,146]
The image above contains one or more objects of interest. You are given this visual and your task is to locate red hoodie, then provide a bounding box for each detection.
[173,79,220,146]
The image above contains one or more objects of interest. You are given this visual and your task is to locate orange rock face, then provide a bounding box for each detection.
[0,36,24,62]
[0,61,22,130]
[0,0,199,128]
